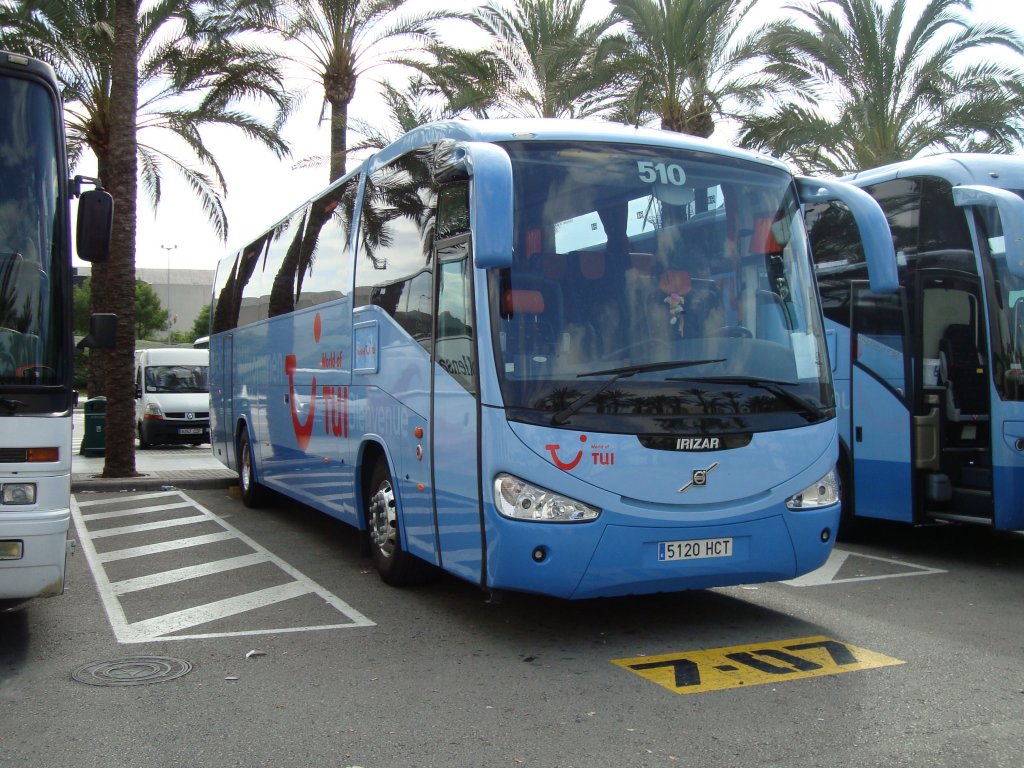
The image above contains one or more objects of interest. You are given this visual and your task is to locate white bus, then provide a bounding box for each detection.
[0,51,112,605]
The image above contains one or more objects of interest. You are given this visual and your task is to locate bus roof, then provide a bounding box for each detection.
[842,152,1024,190]
[215,118,797,274]
[365,118,792,175]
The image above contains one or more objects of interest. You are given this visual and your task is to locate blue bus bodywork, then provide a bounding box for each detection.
[808,153,1024,531]
[211,120,895,597]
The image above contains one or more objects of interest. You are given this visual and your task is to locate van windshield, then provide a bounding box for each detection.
[145,365,209,393]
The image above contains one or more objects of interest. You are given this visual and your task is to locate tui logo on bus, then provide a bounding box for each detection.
[546,434,616,471]
[678,462,719,492]
[285,312,349,452]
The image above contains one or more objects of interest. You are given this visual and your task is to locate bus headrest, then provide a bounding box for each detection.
[503,289,545,315]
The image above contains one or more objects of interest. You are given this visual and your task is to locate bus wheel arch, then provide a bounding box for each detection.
[361,446,420,586]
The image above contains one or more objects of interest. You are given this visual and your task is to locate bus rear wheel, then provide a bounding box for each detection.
[366,458,420,586]
[238,427,266,508]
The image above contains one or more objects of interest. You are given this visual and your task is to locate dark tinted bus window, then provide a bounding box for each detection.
[211,255,237,333]
[296,177,358,310]
[264,209,308,319]
[355,148,437,337]
[866,178,920,256]
[919,176,972,254]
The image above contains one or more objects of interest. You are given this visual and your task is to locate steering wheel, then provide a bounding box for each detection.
[710,325,753,339]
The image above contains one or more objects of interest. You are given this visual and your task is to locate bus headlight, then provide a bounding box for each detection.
[143,402,164,420]
[2,483,37,505]
[786,469,839,510]
[494,473,600,522]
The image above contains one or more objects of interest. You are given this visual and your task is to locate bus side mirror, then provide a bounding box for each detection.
[798,176,898,294]
[77,313,117,350]
[952,185,1024,279]
[76,189,114,263]
[458,142,514,269]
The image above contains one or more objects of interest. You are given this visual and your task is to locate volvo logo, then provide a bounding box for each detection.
[678,462,720,492]
[185,412,195,420]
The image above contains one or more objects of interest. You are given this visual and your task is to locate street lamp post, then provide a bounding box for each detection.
[160,244,177,343]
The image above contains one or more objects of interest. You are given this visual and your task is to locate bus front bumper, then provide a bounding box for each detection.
[0,510,70,600]
[484,506,839,600]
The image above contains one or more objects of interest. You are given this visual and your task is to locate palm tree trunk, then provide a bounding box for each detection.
[329,96,349,183]
[101,0,140,477]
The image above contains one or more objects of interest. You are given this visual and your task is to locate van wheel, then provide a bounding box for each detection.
[238,428,267,508]
[366,458,420,586]
[137,423,151,450]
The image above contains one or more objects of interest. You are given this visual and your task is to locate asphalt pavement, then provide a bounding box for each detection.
[71,408,235,493]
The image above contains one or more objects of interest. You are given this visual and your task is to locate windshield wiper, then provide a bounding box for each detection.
[666,375,826,421]
[551,359,725,426]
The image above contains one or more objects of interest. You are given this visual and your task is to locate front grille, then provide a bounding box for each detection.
[165,412,210,420]
[0,448,28,463]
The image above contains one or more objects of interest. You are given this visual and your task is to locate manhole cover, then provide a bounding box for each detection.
[72,656,192,687]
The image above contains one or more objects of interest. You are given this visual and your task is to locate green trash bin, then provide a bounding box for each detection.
[81,396,107,457]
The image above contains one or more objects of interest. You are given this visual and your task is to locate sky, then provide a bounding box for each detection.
[68,0,1024,274]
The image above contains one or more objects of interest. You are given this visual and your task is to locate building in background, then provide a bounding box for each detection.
[74,266,214,340]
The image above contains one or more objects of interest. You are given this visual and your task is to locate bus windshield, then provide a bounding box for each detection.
[976,194,1024,401]
[0,75,62,387]
[490,141,833,434]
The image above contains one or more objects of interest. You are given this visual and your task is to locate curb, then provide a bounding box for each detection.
[71,473,236,493]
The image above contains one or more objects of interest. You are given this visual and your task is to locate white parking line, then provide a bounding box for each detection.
[96,532,236,563]
[71,490,375,643]
[781,548,946,587]
[110,553,270,595]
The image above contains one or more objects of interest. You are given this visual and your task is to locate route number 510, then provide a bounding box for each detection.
[637,160,686,186]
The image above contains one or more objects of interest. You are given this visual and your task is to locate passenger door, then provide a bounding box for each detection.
[430,183,484,584]
[849,282,915,522]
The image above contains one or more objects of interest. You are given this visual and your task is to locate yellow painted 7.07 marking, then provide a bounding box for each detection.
[612,636,904,695]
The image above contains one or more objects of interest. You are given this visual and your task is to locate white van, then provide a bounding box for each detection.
[134,348,210,448]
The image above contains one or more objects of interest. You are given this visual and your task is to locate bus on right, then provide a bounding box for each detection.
[806,154,1024,532]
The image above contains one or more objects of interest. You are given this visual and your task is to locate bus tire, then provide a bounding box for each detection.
[238,427,267,508]
[137,423,151,450]
[366,458,419,586]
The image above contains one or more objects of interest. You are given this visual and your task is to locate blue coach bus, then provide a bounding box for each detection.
[209,119,895,599]
[806,153,1024,532]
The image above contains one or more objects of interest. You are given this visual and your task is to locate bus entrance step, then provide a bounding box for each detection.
[957,466,992,490]
[946,487,993,519]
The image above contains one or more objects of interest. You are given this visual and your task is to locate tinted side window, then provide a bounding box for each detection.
[355,148,437,340]
[296,177,358,310]
[264,209,308,319]
[806,201,864,325]
[866,178,920,256]
[211,255,237,333]
[919,176,972,254]
[234,236,270,328]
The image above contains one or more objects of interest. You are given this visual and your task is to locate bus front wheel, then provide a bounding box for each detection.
[238,428,267,508]
[366,458,419,586]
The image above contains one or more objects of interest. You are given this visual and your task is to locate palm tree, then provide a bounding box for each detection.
[739,0,1024,175]
[442,0,618,119]
[0,0,292,476]
[606,0,769,137]
[264,0,458,183]
[99,0,139,477]
[0,0,293,240]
